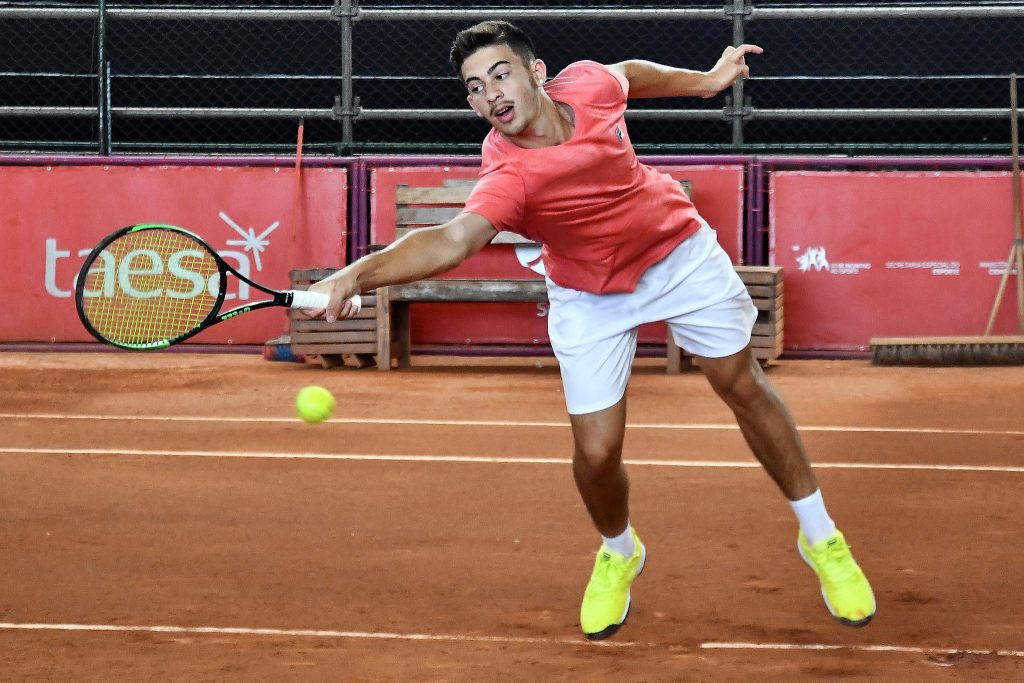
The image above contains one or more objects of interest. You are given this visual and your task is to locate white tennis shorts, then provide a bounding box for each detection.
[546,221,757,415]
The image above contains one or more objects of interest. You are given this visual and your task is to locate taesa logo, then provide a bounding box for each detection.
[80,246,218,300]
[796,246,830,272]
[46,212,278,300]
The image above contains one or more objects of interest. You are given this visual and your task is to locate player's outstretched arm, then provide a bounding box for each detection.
[607,44,763,99]
[309,211,497,321]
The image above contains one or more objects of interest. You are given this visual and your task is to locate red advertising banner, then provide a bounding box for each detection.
[370,164,745,347]
[770,171,1023,351]
[1,164,348,345]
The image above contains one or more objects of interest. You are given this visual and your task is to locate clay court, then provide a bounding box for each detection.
[1,351,1022,681]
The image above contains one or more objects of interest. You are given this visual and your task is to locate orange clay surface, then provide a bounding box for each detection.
[1,351,1023,682]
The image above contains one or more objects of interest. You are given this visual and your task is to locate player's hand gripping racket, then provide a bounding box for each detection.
[75,223,360,350]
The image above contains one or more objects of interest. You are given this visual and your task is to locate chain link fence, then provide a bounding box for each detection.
[2,1,1023,155]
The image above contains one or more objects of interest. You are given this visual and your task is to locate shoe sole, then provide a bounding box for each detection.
[584,546,646,641]
[585,603,630,641]
[797,541,875,629]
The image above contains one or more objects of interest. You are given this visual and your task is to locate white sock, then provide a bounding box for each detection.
[602,523,636,557]
[789,489,837,546]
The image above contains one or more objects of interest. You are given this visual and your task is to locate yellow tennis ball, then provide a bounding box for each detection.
[295,385,336,424]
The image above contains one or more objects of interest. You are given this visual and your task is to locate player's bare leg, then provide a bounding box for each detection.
[569,398,630,536]
[570,398,647,639]
[698,345,876,627]
[696,346,817,500]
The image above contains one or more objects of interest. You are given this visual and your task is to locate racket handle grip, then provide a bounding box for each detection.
[289,289,362,314]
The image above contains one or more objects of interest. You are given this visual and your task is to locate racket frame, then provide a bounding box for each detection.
[75,223,301,350]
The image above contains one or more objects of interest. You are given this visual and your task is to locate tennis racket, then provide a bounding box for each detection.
[75,223,359,350]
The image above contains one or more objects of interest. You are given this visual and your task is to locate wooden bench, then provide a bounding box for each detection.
[375,278,548,370]
[394,178,533,246]
[290,178,783,370]
[376,267,783,371]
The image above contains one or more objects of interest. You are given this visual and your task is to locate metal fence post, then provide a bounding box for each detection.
[727,0,752,148]
[334,0,358,153]
[97,0,111,155]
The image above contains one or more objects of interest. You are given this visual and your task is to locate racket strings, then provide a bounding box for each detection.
[81,229,220,346]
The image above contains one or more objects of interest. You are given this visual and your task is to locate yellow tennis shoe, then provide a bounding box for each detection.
[580,529,646,640]
[798,529,876,627]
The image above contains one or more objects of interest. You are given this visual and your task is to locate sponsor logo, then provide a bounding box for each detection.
[979,260,1019,276]
[793,245,871,276]
[219,211,278,272]
[796,246,830,272]
[46,212,277,300]
[885,261,961,276]
[220,306,252,320]
[614,125,624,142]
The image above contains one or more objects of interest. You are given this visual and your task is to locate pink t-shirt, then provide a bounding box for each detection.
[463,60,702,294]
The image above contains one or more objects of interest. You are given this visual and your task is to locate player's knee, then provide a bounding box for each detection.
[710,362,769,410]
[573,441,623,475]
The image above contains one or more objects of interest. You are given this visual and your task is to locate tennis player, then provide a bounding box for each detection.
[310,21,875,640]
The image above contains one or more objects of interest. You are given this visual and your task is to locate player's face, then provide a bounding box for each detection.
[462,44,545,138]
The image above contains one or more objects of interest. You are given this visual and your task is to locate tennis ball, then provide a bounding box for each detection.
[295,385,336,424]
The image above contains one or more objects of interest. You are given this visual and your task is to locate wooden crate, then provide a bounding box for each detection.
[666,266,784,372]
[289,268,380,369]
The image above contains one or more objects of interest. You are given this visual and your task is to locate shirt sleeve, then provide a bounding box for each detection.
[562,61,628,112]
[602,63,630,99]
[463,162,527,236]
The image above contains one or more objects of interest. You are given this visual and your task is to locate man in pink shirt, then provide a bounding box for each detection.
[310,21,875,641]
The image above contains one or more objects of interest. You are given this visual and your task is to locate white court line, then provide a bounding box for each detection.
[0,622,631,649]
[702,641,1024,658]
[1,623,1021,659]
[2,447,1024,473]
[0,413,1021,437]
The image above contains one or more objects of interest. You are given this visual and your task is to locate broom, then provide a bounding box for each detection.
[871,74,1024,366]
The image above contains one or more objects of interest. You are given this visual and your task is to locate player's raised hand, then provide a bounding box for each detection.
[704,44,763,98]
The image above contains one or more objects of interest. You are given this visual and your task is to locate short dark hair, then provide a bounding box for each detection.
[449,21,537,79]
